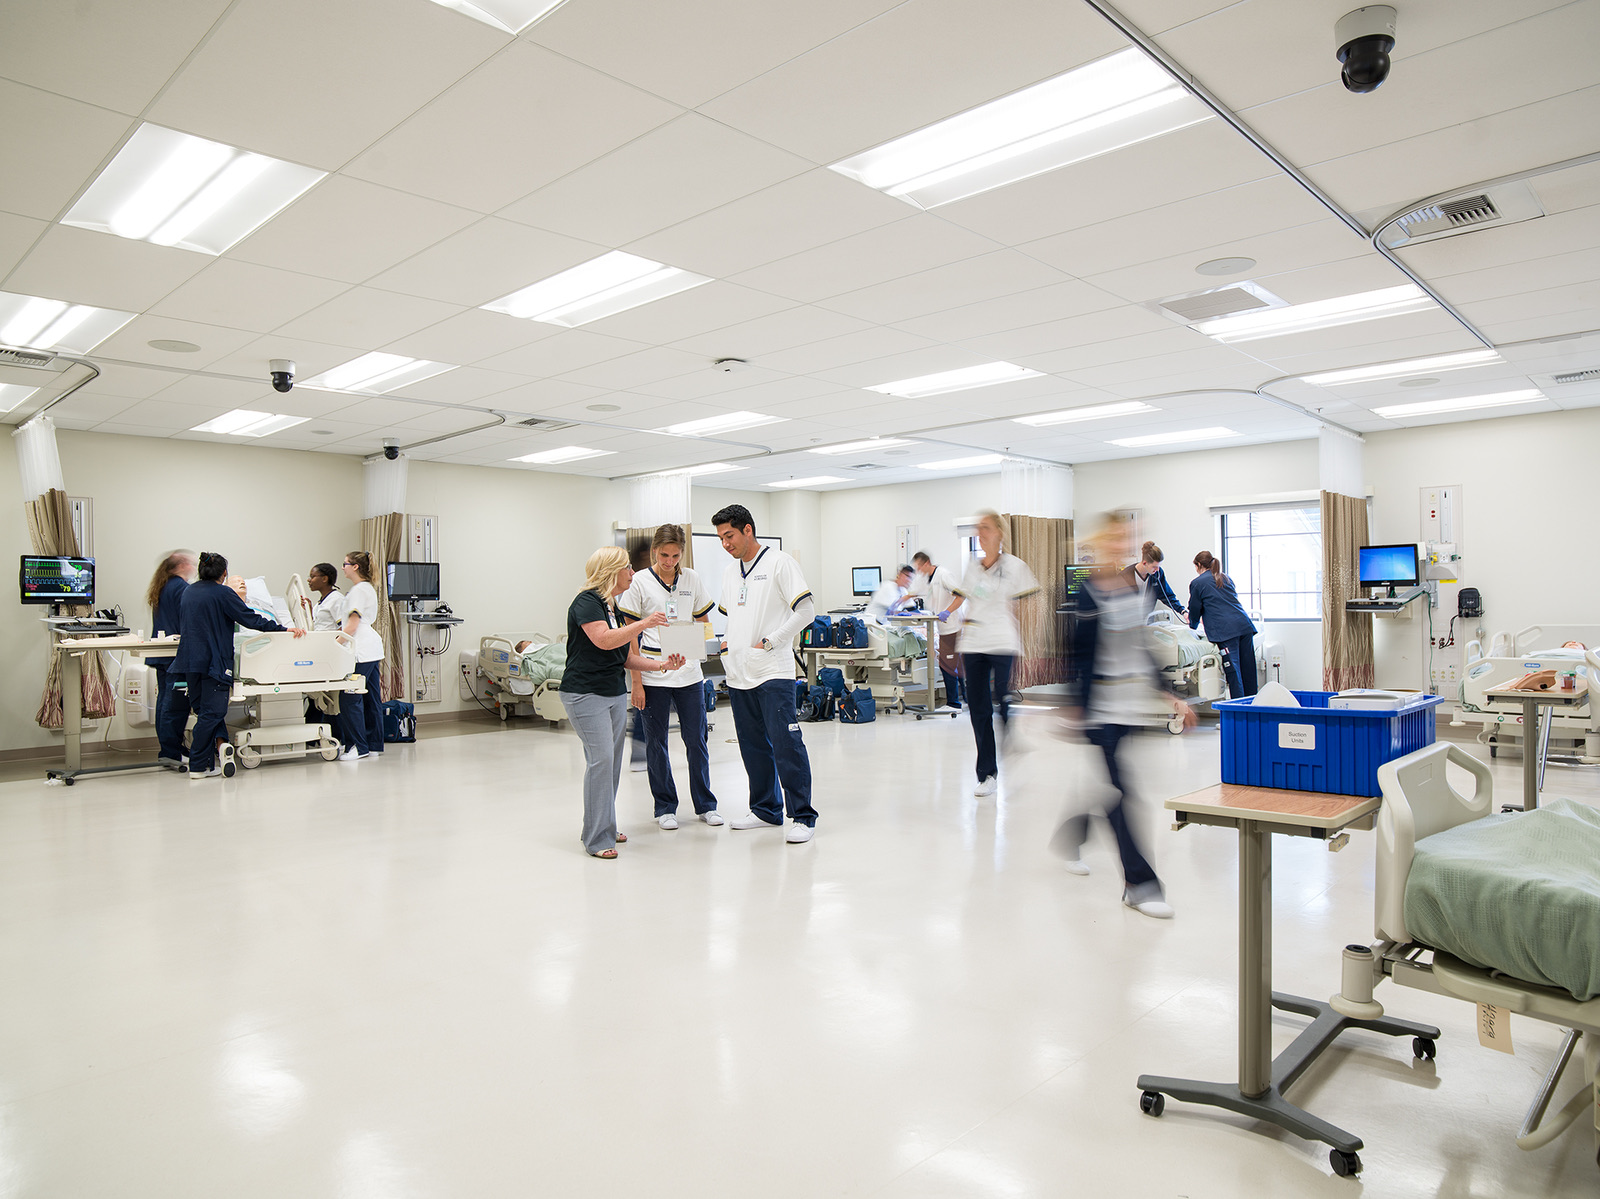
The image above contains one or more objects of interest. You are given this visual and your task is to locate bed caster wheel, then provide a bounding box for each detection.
[319,740,340,762]
[237,745,261,769]
[1167,716,1184,735]
[1329,1149,1361,1177]
[497,706,508,721]
[1138,1090,1165,1117]
[1412,1036,1436,1061]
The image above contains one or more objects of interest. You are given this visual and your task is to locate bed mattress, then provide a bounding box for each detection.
[1404,797,1600,1000]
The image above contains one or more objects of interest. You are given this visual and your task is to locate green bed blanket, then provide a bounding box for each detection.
[1404,797,1600,1001]
[518,642,566,688]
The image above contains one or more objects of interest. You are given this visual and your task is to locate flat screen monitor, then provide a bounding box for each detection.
[21,555,94,605]
[387,561,440,602]
[1358,544,1419,588]
[852,566,882,596]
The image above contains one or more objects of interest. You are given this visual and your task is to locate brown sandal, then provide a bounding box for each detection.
[592,848,617,859]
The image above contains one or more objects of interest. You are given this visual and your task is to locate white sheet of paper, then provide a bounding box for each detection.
[657,621,707,661]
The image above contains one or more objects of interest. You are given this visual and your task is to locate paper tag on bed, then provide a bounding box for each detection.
[1278,723,1315,751]
[1477,1004,1513,1053]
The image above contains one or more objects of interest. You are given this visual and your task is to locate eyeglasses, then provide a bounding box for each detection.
[342,561,353,567]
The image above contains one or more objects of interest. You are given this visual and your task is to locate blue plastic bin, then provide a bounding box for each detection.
[1217,690,1444,797]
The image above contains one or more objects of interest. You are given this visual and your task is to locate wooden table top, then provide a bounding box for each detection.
[1486,680,1588,704]
[1165,783,1380,830]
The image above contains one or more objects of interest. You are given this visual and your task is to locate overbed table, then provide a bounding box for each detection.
[1135,783,1440,1177]
[1484,679,1588,811]
[51,634,184,785]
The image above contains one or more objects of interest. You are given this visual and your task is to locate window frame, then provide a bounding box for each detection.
[1212,502,1323,623]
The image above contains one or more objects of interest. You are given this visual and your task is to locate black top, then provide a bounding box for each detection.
[169,580,287,683]
[148,574,187,664]
[560,589,629,697]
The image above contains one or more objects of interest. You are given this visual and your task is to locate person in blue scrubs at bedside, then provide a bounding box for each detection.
[144,548,196,767]
[169,551,304,780]
[1187,549,1259,698]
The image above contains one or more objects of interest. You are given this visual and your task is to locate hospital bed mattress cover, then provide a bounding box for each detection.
[519,642,566,687]
[1404,797,1600,1001]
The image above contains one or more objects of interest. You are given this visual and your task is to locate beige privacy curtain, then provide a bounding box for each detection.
[1321,490,1374,690]
[361,513,405,701]
[1004,514,1072,690]
[27,488,115,727]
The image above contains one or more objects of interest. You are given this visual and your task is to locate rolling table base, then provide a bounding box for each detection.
[47,758,185,786]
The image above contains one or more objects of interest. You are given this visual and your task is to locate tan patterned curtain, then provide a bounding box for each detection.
[1005,513,1073,690]
[1321,490,1374,690]
[26,488,115,727]
[361,513,405,701]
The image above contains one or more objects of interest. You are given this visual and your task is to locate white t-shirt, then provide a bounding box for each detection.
[908,564,963,634]
[954,552,1040,656]
[718,547,812,690]
[617,565,714,688]
[864,580,906,623]
[345,580,385,663]
[311,589,346,632]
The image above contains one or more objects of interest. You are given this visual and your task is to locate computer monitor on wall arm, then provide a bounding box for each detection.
[852,566,882,596]
[20,555,94,607]
[1357,544,1420,593]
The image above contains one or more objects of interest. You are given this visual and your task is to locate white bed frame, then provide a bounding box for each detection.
[1355,742,1600,1165]
[476,632,567,725]
[1453,630,1600,763]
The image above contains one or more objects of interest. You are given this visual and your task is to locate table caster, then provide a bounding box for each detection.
[1412,1036,1436,1060]
[1329,1149,1361,1177]
[1138,1090,1164,1117]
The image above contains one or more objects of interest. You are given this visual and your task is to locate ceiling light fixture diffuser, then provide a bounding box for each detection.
[868,362,1042,399]
[301,352,457,395]
[830,48,1210,209]
[1300,349,1503,387]
[766,476,848,489]
[915,454,1006,471]
[0,384,40,414]
[426,0,571,32]
[0,291,136,354]
[654,462,747,477]
[62,124,325,255]
[1108,426,1238,448]
[190,409,310,437]
[1013,400,1158,427]
[656,411,786,437]
[510,446,615,465]
[1195,285,1434,343]
[808,437,914,455]
[1370,389,1545,420]
[483,251,712,328]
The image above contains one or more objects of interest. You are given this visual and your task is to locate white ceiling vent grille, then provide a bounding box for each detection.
[514,417,577,432]
[848,462,888,471]
[1396,195,1499,239]
[1159,287,1271,321]
[1553,368,1600,385]
[1376,181,1544,249]
[0,347,68,371]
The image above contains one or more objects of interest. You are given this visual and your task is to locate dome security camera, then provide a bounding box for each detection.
[269,358,295,393]
[1335,6,1397,94]
[382,438,401,461]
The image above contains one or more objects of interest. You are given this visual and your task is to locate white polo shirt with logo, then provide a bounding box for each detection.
[718,546,812,690]
[954,552,1040,656]
[617,566,714,688]
[908,564,963,635]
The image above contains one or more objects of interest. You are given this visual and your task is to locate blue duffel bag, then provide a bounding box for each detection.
[817,667,847,698]
[834,616,869,648]
[839,686,876,724]
[801,614,833,648]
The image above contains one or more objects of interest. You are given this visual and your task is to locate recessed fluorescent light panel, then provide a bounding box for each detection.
[301,353,456,395]
[1371,389,1545,420]
[808,437,914,456]
[656,462,746,477]
[868,363,1042,399]
[427,0,570,33]
[1301,349,1503,386]
[830,48,1209,209]
[916,454,1006,471]
[190,409,310,437]
[0,384,40,414]
[0,291,135,354]
[1195,285,1434,343]
[509,446,615,465]
[1014,400,1159,427]
[483,251,712,328]
[1109,427,1237,448]
[657,411,786,437]
[62,124,324,255]
[767,476,848,489]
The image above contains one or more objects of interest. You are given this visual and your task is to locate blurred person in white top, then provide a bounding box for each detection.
[712,503,818,844]
[909,550,964,709]
[617,523,721,830]
[864,565,913,622]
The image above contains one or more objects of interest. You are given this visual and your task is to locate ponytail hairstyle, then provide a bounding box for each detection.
[651,523,686,555]
[311,562,340,590]
[1140,541,1163,565]
[1194,550,1227,587]
[197,551,228,582]
[345,550,373,582]
[145,549,195,610]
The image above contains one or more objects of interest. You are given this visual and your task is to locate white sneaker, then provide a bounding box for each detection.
[657,814,679,830]
[338,747,366,761]
[729,813,780,830]
[1062,859,1091,876]
[973,776,998,797]
[630,758,647,772]
[188,766,222,780]
[1124,893,1174,919]
[700,811,725,826]
[785,823,815,843]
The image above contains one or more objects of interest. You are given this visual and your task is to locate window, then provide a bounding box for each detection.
[1215,506,1322,620]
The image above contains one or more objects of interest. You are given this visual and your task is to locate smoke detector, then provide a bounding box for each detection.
[712,358,751,373]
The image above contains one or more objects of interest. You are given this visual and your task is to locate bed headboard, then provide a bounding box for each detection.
[1374,743,1495,943]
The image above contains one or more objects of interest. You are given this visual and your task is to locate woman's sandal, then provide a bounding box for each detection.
[615,832,628,843]
[592,848,618,859]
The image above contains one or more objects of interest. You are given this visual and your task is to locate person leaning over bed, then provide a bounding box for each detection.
[1188,549,1259,698]
[169,551,304,781]
[616,523,722,831]
[338,551,387,761]
[563,547,685,859]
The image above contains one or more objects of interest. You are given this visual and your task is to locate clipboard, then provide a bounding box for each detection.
[657,621,708,661]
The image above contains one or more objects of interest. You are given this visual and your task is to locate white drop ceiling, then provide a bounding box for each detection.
[1,0,1597,491]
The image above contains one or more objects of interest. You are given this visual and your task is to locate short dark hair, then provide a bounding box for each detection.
[897,564,913,577]
[711,503,754,534]
[197,551,228,582]
[912,551,931,565]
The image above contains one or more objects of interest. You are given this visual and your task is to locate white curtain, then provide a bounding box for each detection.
[363,454,408,519]
[1001,459,1073,518]
[631,472,691,528]
[1318,427,1364,496]
[14,414,65,500]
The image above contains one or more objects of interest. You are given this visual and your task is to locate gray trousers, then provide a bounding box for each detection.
[565,690,628,854]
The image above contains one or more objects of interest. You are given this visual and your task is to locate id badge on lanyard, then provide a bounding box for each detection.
[665,593,680,621]
[738,583,748,606]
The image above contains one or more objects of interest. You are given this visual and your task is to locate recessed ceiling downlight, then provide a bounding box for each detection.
[1398,377,1440,388]
[1195,257,1256,277]
[147,339,201,353]
[586,403,622,412]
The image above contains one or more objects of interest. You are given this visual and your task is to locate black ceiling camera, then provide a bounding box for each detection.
[269,358,295,393]
[1335,6,1396,94]
[382,438,400,461]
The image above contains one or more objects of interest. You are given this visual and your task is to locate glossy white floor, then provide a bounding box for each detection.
[1,709,1596,1198]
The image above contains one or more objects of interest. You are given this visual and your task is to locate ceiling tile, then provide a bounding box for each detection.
[387,366,528,403]
[318,396,438,427]
[68,362,182,401]
[345,41,681,213]
[619,364,795,403]
[759,326,943,376]
[380,308,561,366]
[5,224,208,311]
[46,392,140,426]
[366,218,605,307]
[273,287,464,347]
[955,304,1175,361]
[669,305,872,360]
[0,210,46,279]
[0,81,133,221]
[476,329,648,379]
[809,344,994,389]
[204,334,370,383]
[1013,325,1208,376]
[816,250,1072,326]
[557,347,711,391]
[474,379,611,415]
[90,316,258,369]
[227,176,480,285]
[1431,245,1600,307]
[395,406,510,434]
[890,279,1120,343]
[1397,202,1600,280]
[149,259,349,333]
[147,0,505,169]
[578,281,795,345]
[109,398,235,431]
[498,113,812,246]
[149,374,279,409]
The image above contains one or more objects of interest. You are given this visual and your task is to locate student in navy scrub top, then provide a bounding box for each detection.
[144,549,196,766]
[1187,550,1259,698]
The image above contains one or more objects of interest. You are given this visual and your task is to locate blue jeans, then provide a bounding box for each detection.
[644,683,717,816]
[1217,634,1258,699]
[729,678,815,827]
[185,673,231,772]
[342,661,385,753]
[1053,724,1160,892]
[962,652,1013,782]
[152,663,190,760]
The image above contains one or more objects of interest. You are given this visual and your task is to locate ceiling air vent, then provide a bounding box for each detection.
[1159,287,1270,322]
[1396,194,1499,239]
[1553,368,1600,385]
[0,347,68,371]
[848,462,887,471]
[1375,181,1544,249]
[513,417,577,432]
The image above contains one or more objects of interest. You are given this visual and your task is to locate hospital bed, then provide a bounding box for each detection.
[469,633,568,724]
[803,620,928,714]
[1454,627,1600,763]
[1335,742,1600,1169]
[1145,609,1225,706]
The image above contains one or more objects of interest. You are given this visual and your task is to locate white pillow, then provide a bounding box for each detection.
[1254,681,1300,707]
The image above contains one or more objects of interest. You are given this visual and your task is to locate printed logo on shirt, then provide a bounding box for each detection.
[788,723,800,732]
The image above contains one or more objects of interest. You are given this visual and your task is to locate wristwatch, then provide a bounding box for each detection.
[760,637,773,651]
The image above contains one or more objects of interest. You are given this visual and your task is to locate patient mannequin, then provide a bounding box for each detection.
[515,639,533,654]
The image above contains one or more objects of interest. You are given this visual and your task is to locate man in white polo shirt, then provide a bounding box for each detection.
[712,503,818,844]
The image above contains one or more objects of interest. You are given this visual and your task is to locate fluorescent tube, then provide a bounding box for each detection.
[510,446,615,464]
[1301,350,1503,386]
[1108,427,1237,448]
[868,363,1041,399]
[190,409,310,437]
[767,476,848,489]
[483,251,712,328]
[915,454,1005,470]
[808,437,913,455]
[1013,400,1158,426]
[0,291,136,353]
[1371,389,1544,420]
[1195,285,1434,343]
[301,353,457,395]
[656,411,786,437]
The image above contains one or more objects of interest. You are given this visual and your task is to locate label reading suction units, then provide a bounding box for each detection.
[1279,723,1316,751]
